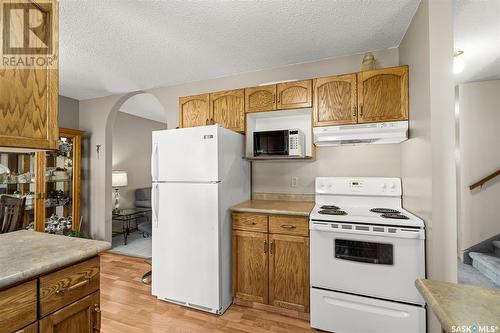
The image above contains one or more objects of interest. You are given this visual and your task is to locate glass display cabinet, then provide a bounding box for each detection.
[0,128,84,234]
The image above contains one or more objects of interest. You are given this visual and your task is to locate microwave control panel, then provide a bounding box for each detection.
[288,130,302,156]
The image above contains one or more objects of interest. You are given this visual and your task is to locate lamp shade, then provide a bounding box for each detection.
[112,171,128,187]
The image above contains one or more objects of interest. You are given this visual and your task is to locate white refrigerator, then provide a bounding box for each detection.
[151,125,250,314]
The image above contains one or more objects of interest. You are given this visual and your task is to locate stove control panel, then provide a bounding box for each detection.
[315,177,402,196]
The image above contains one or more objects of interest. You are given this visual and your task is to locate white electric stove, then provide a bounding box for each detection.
[310,177,427,333]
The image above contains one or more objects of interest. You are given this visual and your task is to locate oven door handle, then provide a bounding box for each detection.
[311,223,425,239]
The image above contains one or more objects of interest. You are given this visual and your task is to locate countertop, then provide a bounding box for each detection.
[231,199,314,216]
[415,279,500,332]
[0,230,111,290]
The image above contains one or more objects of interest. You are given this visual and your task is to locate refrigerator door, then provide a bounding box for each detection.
[152,182,221,313]
[152,126,219,182]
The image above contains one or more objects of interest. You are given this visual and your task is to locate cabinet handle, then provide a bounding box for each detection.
[360,105,363,117]
[264,240,267,253]
[280,224,296,230]
[352,106,357,117]
[277,93,280,104]
[56,277,90,295]
[206,118,209,125]
[93,304,101,332]
[273,93,276,105]
[244,221,257,226]
[270,241,274,255]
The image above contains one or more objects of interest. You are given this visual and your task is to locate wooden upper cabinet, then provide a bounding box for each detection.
[357,66,408,123]
[269,234,309,312]
[179,94,210,128]
[232,230,268,304]
[210,89,245,132]
[0,0,59,150]
[245,85,276,113]
[313,74,357,126]
[277,80,312,110]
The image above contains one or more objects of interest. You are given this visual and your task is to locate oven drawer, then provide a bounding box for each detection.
[39,256,100,317]
[232,213,268,232]
[269,216,308,236]
[311,288,426,333]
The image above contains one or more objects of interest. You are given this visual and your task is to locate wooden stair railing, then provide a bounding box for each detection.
[469,169,500,190]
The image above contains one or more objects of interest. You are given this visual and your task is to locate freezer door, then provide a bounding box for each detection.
[311,288,426,333]
[152,182,221,312]
[152,126,219,182]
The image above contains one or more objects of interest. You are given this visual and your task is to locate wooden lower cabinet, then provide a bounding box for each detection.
[15,322,38,333]
[40,291,100,333]
[269,234,309,312]
[0,256,101,333]
[232,230,268,304]
[232,212,309,315]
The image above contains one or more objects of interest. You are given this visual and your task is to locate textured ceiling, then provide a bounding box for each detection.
[59,0,420,101]
[454,0,500,83]
[118,93,167,123]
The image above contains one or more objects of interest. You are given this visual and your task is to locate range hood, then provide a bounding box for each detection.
[313,121,408,146]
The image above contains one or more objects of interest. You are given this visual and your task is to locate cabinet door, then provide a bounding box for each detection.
[232,230,268,304]
[210,89,245,132]
[357,66,408,123]
[269,234,309,312]
[39,291,100,333]
[277,80,312,109]
[313,74,357,126]
[0,1,59,150]
[179,94,210,128]
[245,85,276,113]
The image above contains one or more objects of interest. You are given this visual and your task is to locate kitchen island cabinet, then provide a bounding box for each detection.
[0,231,110,333]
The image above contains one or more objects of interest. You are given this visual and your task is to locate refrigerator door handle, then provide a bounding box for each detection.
[153,184,159,227]
[151,140,158,181]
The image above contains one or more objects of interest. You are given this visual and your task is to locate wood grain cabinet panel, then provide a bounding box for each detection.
[39,257,100,317]
[39,291,100,333]
[179,94,211,128]
[232,213,268,232]
[232,230,268,304]
[357,66,408,123]
[15,322,38,333]
[269,234,309,313]
[269,215,308,237]
[277,80,312,109]
[313,74,357,126]
[245,85,276,113]
[210,89,245,132]
[0,280,37,333]
[0,0,59,150]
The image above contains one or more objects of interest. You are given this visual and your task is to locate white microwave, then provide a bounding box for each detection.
[253,129,305,157]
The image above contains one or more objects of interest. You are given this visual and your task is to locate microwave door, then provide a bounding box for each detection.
[254,130,289,156]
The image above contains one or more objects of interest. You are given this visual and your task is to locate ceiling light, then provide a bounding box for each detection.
[453,50,464,74]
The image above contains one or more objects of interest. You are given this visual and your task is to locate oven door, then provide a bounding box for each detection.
[253,130,289,156]
[310,221,425,305]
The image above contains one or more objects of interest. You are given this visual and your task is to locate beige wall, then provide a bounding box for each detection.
[112,112,166,208]
[58,95,79,129]
[458,80,500,253]
[399,1,456,331]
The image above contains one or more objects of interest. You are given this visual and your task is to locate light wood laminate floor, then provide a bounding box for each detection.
[100,253,314,333]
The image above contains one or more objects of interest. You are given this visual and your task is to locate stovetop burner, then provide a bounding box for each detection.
[318,209,347,216]
[381,213,409,220]
[370,208,401,214]
[320,205,340,210]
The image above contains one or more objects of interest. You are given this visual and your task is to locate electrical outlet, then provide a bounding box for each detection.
[291,176,299,188]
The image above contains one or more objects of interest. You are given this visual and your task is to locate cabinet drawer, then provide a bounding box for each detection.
[39,256,100,317]
[232,213,268,232]
[269,216,309,236]
[0,280,37,333]
[15,322,38,333]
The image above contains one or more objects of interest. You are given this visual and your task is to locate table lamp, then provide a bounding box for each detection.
[112,171,128,212]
